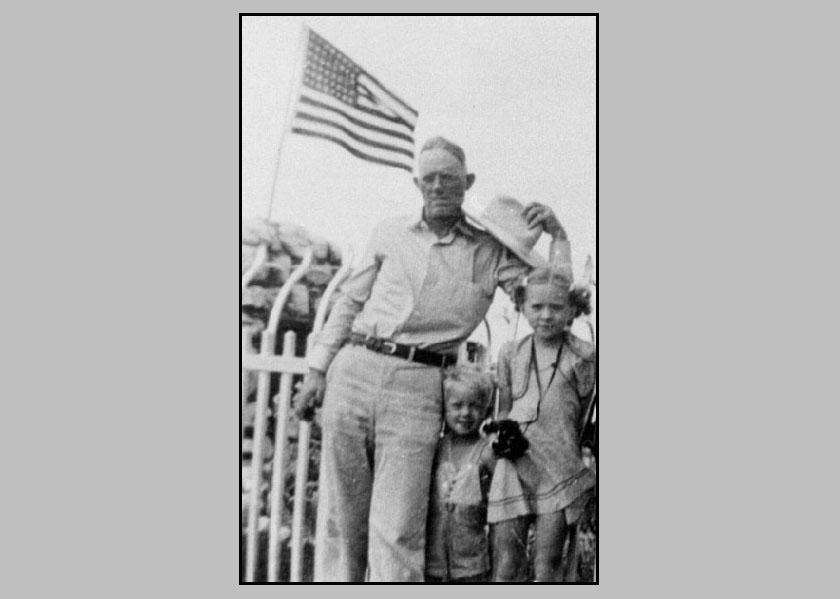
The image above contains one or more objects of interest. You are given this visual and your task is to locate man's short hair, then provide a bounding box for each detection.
[420,136,467,167]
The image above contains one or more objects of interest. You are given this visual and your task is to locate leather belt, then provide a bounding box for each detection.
[349,334,457,369]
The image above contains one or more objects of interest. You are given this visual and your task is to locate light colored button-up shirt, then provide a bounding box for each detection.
[307,213,570,372]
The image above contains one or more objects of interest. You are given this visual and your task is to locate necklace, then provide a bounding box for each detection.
[524,337,564,429]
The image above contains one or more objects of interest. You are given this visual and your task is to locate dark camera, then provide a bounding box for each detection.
[482,419,529,460]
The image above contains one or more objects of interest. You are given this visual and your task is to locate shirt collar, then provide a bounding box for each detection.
[411,210,477,240]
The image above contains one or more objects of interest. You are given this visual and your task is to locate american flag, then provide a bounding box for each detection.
[290,28,418,174]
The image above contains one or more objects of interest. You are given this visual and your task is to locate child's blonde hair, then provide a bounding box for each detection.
[513,267,592,318]
[443,366,495,415]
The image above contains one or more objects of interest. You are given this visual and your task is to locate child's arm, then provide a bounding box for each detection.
[478,440,497,499]
[479,440,497,476]
[496,342,513,419]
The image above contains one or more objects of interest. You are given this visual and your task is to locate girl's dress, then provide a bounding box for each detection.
[425,435,494,581]
[487,332,596,524]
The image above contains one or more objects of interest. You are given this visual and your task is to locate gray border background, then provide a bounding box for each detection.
[3,2,831,596]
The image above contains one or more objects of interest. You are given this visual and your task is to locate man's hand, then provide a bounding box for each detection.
[522,202,566,240]
[292,369,327,421]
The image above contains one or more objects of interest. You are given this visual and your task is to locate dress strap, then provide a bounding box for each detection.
[524,337,564,428]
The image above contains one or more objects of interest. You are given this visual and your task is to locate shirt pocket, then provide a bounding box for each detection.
[454,281,494,331]
[409,278,494,338]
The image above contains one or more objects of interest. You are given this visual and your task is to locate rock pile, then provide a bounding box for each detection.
[241,218,343,334]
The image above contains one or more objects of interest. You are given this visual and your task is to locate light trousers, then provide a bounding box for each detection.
[315,345,443,582]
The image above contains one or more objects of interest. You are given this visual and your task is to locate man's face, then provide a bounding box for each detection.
[414,148,475,222]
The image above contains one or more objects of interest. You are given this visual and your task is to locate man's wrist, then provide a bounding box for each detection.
[306,345,333,373]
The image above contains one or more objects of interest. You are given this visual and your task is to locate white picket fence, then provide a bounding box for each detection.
[240,244,596,583]
[241,245,354,582]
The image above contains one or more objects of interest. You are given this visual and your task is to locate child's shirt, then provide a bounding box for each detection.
[425,435,494,580]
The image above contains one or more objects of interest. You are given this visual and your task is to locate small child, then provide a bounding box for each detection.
[487,267,596,582]
[425,367,496,583]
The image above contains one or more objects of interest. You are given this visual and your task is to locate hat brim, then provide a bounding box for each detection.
[462,206,551,268]
[464,208,552,270]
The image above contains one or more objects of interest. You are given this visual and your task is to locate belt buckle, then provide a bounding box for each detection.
[380,341,397,355]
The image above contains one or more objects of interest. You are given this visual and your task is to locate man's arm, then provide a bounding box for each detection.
[293,227,383,419]
[525,201,573,278]
[496,202,573,296]
[305,262,378,372]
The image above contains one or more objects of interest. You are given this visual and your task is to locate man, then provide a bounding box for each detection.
[293,136,567,582]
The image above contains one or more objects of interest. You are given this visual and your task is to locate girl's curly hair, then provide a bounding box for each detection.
[569,286,593,317]
[513,268,593,319]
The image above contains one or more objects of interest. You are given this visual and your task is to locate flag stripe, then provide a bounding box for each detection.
[357,73,419,119]
[299,79,415,133]
[354,82,416,130]
[355,81,417,128]
[298,95,414,145]
[349,100,415,133]
[294,111,414,159]
[295,93,414,155]
[291,128,414,173]
[292,117,414,168]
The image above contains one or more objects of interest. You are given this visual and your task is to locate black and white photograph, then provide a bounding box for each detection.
[10,2,837,595]
[240,14,597,583]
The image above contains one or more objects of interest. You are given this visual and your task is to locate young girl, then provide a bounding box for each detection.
[425,367,496,583]
[487,267,596,582]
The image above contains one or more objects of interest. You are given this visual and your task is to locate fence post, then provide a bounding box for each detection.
[241,329,255,447]
[244,326,275,581]
[243,249,313,582]
[242,242,269,581]
[267,330,297,581]
[242,241,268,503]
[290,333,312,583]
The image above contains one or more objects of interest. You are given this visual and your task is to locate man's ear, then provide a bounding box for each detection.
[465,173,476,190]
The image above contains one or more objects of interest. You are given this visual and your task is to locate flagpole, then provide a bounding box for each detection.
[267,22,310,222]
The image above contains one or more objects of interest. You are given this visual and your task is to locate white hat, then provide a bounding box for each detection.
[464,195,551,269]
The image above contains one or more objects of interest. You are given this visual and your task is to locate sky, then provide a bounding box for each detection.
[242,15,597,349]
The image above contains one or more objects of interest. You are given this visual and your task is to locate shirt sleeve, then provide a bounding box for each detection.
[549,237,573,279]
[495,248,530,297]
[306,225,383,372]
[573,346,597,398]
